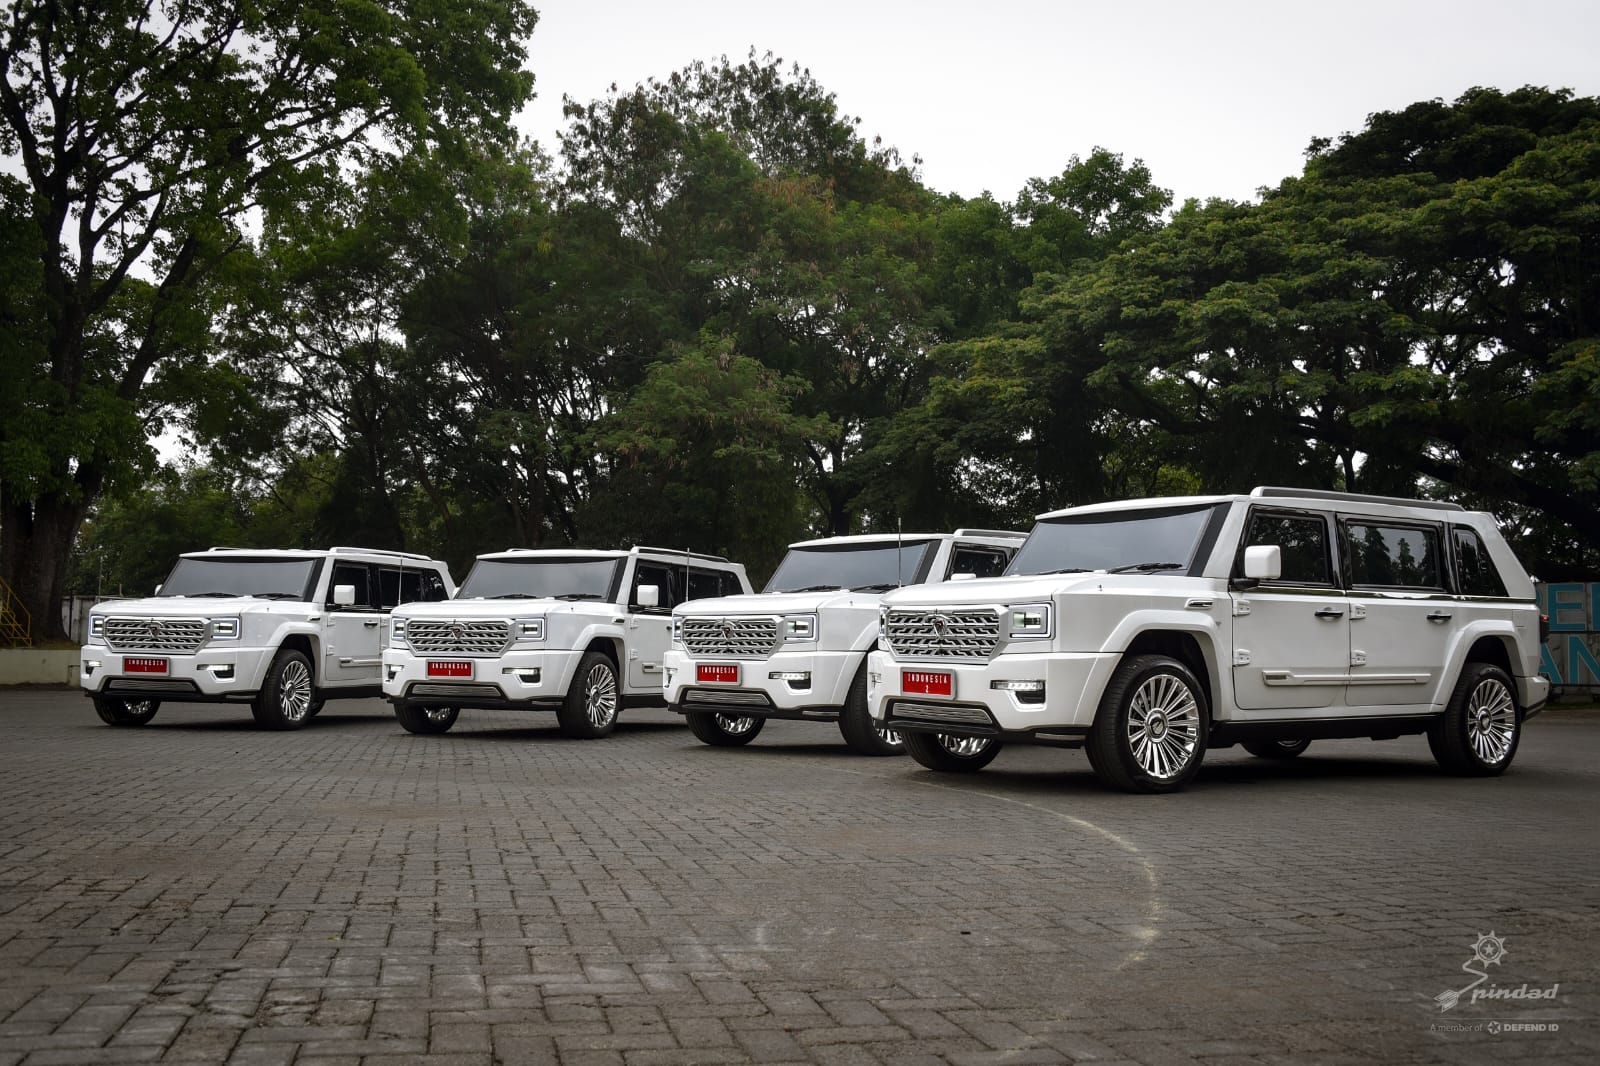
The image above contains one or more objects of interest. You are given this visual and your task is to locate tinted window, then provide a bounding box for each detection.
[1453,528,1507,597]
[1346,522,1443,588]
[458,558,620,600]
[1007,505,1218,577]
[686,567,740,601]
[764,541,935,593]
[329,562,374,608]
[1239,512,1331,585]
[158,557,318,600]
[633,563,677,611]
[379,566,450,609]
[950,547,1010,579]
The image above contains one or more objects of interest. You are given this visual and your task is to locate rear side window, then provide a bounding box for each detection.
[686,567,741,600]
[1239,511,1332,585]
[380,567,451,608]
[1345,521,1443,589]
[950,546,1010,579]
[1453,528,1508,597]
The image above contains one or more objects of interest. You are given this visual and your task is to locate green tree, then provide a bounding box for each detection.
[0,0,537,639]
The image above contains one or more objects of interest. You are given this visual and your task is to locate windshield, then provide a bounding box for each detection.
[763,541,935,593]
[158,557,319,600]
[1006,505,1220,576]
[458,557,621,600]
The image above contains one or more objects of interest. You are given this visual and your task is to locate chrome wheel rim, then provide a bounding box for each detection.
[278,660,313,722]
[715,714,758,735]
[1466,679,1516,764]
[877,726,903,747]
[938,735,990,758]
[422,705,453,723]
[127,700,156,717]
[584,663,618,728]
[1127,672,1201,780]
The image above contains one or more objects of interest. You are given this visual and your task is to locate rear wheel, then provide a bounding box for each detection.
[1087,654,1208,793]
[252,649,316,730]
[557,651,620,739]
[685,710,765,746]
[903,731,1001,773]
[1428,662,1520,776]
[1242,738,1311,759]
[93,696,160,727]
[837,670,904,756]
[396,703,459,735]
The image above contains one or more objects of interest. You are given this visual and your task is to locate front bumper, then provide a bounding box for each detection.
[662,647,862,717]
[79,645,275,701]
[382,647,580,709]
[865,648,1118,738]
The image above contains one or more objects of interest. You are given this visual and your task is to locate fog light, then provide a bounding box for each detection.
[84,660,100,675]
[208,664,235,680]
[506,667,541,684]
[385,666,399,681]
[991,678,1045,704]
[768,671,810,682]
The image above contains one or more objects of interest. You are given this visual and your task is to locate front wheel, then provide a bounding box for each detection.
[558,651,620,739]
[1243,738,1311,759]
[1428,662,1520,776]
[93,696,160,727]
[903,731,1001,773]
[252,649,317,730]
[396,703,459,735]
[1087,654,1209,793]
[836,670,904,756]
[685,710,765,746]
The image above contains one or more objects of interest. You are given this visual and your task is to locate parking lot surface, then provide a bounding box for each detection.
[0,690,1595,1065]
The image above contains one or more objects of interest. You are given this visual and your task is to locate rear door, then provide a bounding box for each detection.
[1342,516,1452,708]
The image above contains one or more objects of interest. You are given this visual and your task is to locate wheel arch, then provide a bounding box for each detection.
[277,633,319,685]
[1119,627,1219,717]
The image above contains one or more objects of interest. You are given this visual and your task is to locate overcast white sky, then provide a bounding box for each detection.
[517,0,1600,208]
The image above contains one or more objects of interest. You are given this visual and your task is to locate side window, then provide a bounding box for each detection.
[1238,511,1331,585]
[378,567,449,608]
[420,569,449,602]
[686,567,739,601]
[1345,521,1443,589]
[329,562,374,608]
[631,563,677,611]
[950,546,1009,579]
[1453,527,1508,597]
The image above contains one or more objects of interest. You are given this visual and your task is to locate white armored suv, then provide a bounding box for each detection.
[81,546,455,729]
[383,546,751,738]
[867,488,1549,792]
[663,530,1026,754]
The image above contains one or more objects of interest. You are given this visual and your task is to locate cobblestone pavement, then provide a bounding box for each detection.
[0,690,1595,1066]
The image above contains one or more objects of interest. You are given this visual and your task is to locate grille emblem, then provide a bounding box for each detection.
[718,620,736,640]
[144,620,165,639]
[449,623,467,644]
[929,614,952,638]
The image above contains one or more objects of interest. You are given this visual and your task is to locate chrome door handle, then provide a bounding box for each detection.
[1314,608,1345,619]
[1426,611,1453,623]
[362,619,381,628]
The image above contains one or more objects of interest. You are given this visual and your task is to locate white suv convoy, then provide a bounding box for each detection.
[383,547,751,737]
[663,530,1026,754]
[867,488,1549,792]
[81,547,454,730]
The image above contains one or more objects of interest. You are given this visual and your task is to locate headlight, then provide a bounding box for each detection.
[782,614,818,642]
[88,615,105,642]
[671,615,683,645]
[1006,603,1052,639]
[514,617,545,642]
[210,617,241,640]
[391,617,409,647]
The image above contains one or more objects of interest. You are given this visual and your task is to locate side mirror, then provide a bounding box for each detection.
[951,572,977,582]
[1243,545,1282,582]
[636,584,660,608]
[333,584,356,607]
[153,584,163,596]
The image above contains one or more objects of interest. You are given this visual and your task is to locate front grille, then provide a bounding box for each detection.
[889,700,996,728]
[882,608,1001,660]
[409,682,502,699]
[104,617,208,653]
[684,689,774,708]
[682,616,780,657]
[406,619,511,655]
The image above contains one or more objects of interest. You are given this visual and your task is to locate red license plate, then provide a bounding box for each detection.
[123,657,168,675]
[903,670,952,697]
[697,664,740,684]
[427,660,473,679]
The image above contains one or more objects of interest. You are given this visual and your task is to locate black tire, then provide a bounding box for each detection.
[395,703,459,735]
[903,731,1001,773]
[1087,654,1209,794]
[93,696,160,727]
[557,650,620,739]
[306,698,326,719]
[685,710,765,746]
[836,669,905,756]
[1242,738,1311,759]
[1428,662,1520,776]
[252,649,317,731]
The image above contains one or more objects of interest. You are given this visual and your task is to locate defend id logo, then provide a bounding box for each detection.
[1434,932,1560,1012]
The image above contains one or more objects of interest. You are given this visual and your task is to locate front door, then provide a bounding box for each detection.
[625,562,676,694]
[323,561,383,687]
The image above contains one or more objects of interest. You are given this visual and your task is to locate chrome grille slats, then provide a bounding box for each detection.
[883,607,1001,659]
[406,619,512,655]
[888,700,995,727]
[682,616,780,657]
[104,616,209,653]
[685,689,774,707]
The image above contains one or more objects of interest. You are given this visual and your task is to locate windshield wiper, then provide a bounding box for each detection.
[554,592,604,600]
[486,593,542,599]
[850,582,901,592]
[776,584,845,593]
[1106,561,1185,573]
[181,591,247,598]
[1035,568,1093,576]
[254,592,302,600]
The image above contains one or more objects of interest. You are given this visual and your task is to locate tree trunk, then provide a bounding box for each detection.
[0,490,87,644]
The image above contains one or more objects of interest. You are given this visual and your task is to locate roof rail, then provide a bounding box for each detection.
[1250,487,1465,512]
[633,545,732,563]
[329,546,436,560]
[952,528,1028,539]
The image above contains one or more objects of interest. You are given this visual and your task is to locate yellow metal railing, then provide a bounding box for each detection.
[0,577,31,647]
